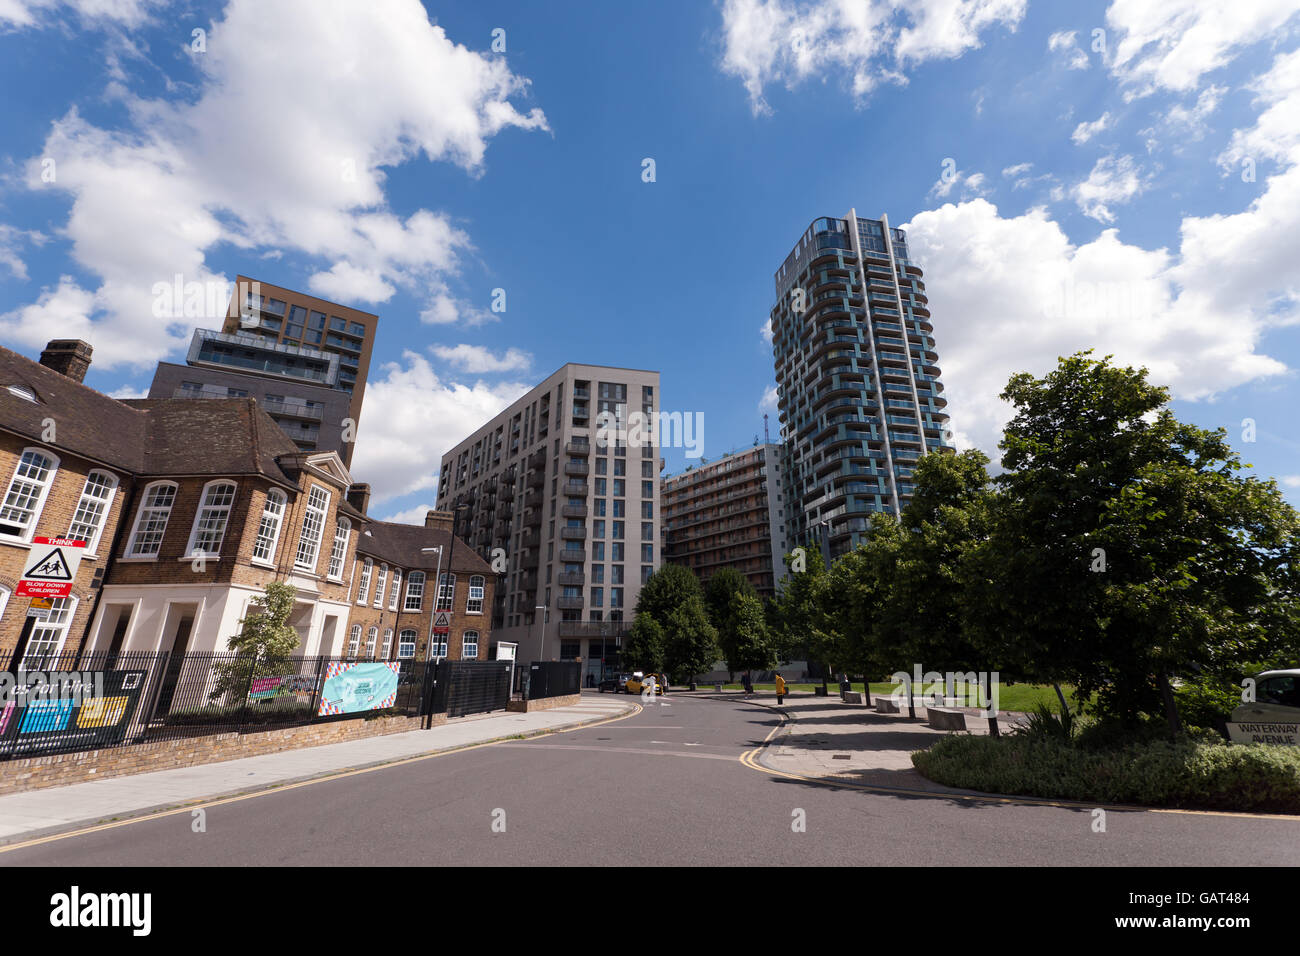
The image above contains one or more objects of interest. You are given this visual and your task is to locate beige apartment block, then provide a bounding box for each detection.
[663,443,787,599]
[435,364,661,685]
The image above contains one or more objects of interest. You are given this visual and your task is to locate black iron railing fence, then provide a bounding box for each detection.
[0,650,443,762]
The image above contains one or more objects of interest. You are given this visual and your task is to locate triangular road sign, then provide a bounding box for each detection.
[24,547,73,581]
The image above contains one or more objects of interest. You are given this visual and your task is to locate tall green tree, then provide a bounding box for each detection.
[970,352,1300,732]
[662,595,719,683]
[704,568,756,640]
[211,581,301,702]
[622,614,666,674]
[770,546,836,675]
[635,564,704,622]
[721,591,777,674]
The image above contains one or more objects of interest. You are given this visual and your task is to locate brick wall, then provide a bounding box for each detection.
[0,437,133,658]
[0,711,447,796]
[506,693,581,712]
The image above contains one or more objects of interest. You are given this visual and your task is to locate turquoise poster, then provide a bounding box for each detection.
[317,661,401,716]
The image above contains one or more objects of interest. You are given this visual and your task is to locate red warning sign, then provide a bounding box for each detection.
[16,536,86,598]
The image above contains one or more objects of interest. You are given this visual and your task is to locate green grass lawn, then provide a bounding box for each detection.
[681,680,1079,713]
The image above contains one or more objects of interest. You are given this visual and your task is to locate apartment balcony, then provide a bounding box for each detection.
[557,596,585,610]
[520,549,540,568]
[527,448,546,468]
[564,461,590,476]
[571,406,590,420]
[565,441,591,457]
[560,526,587,541]
[523,489,543,509]
[559,548,586,563]
[522,509,543,529]
[558,621,626,638]
[561,504,588,518]
[521,531,541,549]
[562,481,589,497]
[557,573,585,587]
[526,469,545,490]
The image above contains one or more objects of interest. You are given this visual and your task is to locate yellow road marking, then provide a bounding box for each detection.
[734,698,1300,821]
[0,702,643,855]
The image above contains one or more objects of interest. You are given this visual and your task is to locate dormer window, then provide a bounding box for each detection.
[6,384,37,403]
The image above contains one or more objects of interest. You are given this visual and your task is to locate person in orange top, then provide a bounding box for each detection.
[775,674,787,704]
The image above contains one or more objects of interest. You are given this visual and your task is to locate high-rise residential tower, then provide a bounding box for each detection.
[435,364,661,684]
[218,276,378,464]
[770,210,952,559]
[662,443,787,599]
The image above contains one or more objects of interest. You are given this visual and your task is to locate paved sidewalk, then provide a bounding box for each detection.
[0,693,636,845]
[687,689,1022,792]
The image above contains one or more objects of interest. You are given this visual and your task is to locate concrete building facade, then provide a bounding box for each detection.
[770,210,953,558]
[435,363,661,684]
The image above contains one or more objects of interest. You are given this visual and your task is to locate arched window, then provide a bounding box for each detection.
[0,448,59,540]
[67,470,118,553]
[404,571,425,611]
[252,489,287,563]
[462,630,479,659]
[327,517,351,580]
[294,485,331,572]
[356,557,373,603]
[397,629,417,659]
[436,572,456,612]
[381,628,393,659]
[347,624,361,657]
[467,575,485,614]
[187,480,237,556]
[127,481,178,556]
[20,596,78,666]
[388,570,402,611]
[373,565,387,608]
[365,626,378,658]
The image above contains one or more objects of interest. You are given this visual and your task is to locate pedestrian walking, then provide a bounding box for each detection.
[775,673,786,705]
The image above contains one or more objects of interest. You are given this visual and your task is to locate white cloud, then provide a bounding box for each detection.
[760,317,773,347]
[3,0,547,369]
[349,350,531,504]
[1105,0,1300,97]
[429,344,532,374]
[929,167,990,200]
[759,384,779,414]
[718,0,1026,114]
[0,224,44,279]
[1071,112,1113,144]
[108,384,149,399]
[377,501,439,525]
[903,187,1297,461]
[1281,475,1300,489]
[0,0,158,29]
[1071,154,1148,222]
[1047,29,1089,70]
[1001,162,1032,177]
[1219,47,1300,170]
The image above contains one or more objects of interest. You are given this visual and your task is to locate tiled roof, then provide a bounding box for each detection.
[357,521,491,574]
[123,398,301,482]
[0,345,147,471]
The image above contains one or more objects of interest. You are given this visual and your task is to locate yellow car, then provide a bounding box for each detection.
[625,672,667,695]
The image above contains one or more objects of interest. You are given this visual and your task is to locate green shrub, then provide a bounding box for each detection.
[1174,679,1239,732]
[912,735,1300,811]
[1015,702,1076,742]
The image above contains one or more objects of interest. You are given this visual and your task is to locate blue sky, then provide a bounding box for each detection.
[1,0,1298,523]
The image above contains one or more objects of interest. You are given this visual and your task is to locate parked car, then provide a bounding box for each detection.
[625,673,667,695]
[1232,669,1300,723]
[598,673,631,693]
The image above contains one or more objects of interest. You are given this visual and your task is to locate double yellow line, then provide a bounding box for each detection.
[735,698,1300,820]
[0,701,643,855]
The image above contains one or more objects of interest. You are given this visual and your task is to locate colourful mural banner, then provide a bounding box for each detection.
[316,661,401,717]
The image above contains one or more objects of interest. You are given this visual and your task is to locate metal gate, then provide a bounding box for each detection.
[431,660,512,718]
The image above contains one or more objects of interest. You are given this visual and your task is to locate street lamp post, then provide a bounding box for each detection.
[534,604,547,662]
[420,546,443,662]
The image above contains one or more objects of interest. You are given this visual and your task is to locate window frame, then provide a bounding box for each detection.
[126,480,179,558]
[66,469,119,555]
[327,517,351,581]
[404,571,425,611]
[467,575,485,615]
[462,630,479,659]
[356,557,373,604]
[294,484,331,573]
[0,447,60,543]
[186,479,238,558]
[251,489,288,566]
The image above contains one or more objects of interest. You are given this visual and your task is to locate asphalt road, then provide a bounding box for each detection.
[3,694,1297,866]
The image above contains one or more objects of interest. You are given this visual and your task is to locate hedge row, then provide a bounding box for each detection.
[911,735,1300,812]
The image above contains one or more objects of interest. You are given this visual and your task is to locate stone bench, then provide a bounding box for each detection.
[927,707,967,731]
[841,691,863,704]
[875,697,900,714]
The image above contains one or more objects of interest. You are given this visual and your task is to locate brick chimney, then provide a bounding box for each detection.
[39,340,93,383]
[346,483,371,516]
[424,509,453,532]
